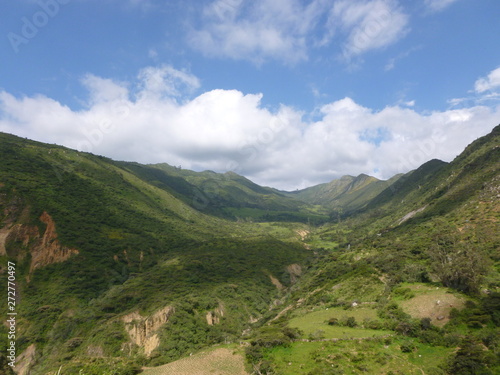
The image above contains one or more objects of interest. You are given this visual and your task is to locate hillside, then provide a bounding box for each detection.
[288,173,402,214]
[252,124,500,374]
[117,162,329,224]
[0,132,311,374]
[0,124,499,375]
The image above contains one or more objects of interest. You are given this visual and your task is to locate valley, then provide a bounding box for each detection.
[0,124,499,375]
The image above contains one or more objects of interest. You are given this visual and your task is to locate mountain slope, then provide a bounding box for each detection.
[0,132,310,374]
[249,124,500,374]
[288,173,402,213]
[115,161,329,223]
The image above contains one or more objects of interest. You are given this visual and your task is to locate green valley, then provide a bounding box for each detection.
[0,124,499,375]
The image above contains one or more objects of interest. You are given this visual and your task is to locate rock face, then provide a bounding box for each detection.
[287,264,302,284]
[122,306,175,357]
[14,344,36,375]
[206,302,225,326]
[2,211,79,273]
[31,212,79,272]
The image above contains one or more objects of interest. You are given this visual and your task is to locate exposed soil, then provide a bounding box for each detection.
[400,287,465,327]
[141,348,249,375]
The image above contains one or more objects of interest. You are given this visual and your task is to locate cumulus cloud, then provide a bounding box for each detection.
[474,67,500,93]
[0,66,498,190]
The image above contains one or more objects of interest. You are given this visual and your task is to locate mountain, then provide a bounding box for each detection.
[288,173,403,213]
[117,162,329,224]
[0,132,311,374]
[0,124,499,375]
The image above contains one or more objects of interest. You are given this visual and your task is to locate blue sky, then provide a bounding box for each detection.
[1,0,499,190]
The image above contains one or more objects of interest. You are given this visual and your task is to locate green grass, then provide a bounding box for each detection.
[266,339,451,375]
[288,307,391,339]
[292,306,380,324]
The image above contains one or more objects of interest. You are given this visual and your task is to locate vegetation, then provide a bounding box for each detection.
[0,124,498,374]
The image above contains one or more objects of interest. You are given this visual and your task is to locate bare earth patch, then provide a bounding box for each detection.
[141,347,249,375]
[400,286,466,327]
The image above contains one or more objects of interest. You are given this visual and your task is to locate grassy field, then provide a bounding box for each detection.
[266,339,451,375]
[141,346,249,375]
[397,283,467,326]
[288,307,392,339]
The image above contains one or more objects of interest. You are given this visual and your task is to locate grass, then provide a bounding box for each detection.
[140,346,248,375]
[266,339,452,375]
[292,306,380,324]
[398,283,466,326]
[288,307,392,339]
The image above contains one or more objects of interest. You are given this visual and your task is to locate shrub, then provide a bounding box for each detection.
[328,318,339,326]
[400,340,416,353]
[393,287,415,300]
[345,316,357,327]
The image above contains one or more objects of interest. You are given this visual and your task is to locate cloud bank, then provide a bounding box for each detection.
[1,65,498,190]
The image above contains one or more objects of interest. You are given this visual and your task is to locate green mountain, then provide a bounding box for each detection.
[288,173,403,213]
[0,132,311,374]
[117,162,329,224]
[0,124,499,375]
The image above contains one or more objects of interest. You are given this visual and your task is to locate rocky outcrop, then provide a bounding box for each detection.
[287,264,302,284]
[398,205,428,225]
[3,211,79,274]
[14,344,36,375]
[122,306,174,357]
[206,302,225,326]
[32,212,79,272]
[268,274,284,290]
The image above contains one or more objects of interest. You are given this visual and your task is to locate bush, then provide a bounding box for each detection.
[328,318,339,326]
[400,340,416,353]
[420,317,432,330]
[308,330,326,341]
[393,287,415,300]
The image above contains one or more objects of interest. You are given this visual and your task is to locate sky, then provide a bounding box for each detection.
[0,0,499,190]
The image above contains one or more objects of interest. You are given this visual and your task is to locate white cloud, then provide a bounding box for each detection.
[474,67,500,93]
[0,66,498,191]
[81,75,129,105]
[136,65,200,101]
[188,0,327,64]
[188,0,412,65]
[424,0,459,13]
[329,0,410,60]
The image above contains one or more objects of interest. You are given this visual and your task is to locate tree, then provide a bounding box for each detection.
[447,337,493,375]
[428,228,488,294]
